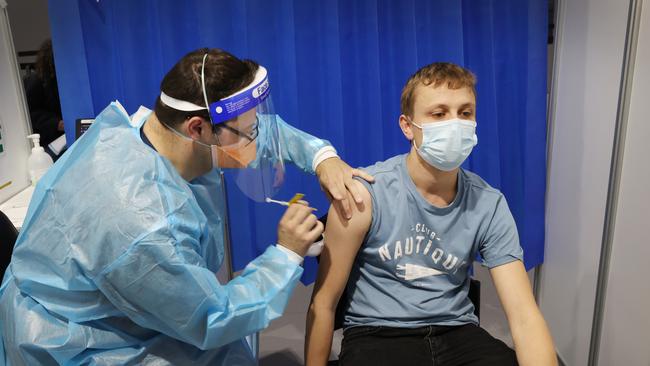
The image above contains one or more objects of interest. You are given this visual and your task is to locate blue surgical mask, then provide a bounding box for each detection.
[410,118,478,171]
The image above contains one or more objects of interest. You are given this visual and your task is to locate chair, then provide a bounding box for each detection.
[0,210,19,280]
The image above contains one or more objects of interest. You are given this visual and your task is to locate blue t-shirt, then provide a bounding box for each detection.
[344,154,523,328]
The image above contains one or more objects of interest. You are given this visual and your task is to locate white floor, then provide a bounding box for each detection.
[259,264,534,365]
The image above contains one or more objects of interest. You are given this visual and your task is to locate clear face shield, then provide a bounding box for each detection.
[159,54,285,202]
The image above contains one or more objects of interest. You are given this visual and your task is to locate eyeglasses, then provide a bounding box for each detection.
[215,116,259,146]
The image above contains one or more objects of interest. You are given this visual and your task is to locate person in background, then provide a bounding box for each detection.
[23,39,64,150]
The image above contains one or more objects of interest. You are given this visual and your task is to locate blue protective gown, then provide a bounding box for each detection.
[0,102,331,365]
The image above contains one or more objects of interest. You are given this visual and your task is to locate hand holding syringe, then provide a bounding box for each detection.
[267,194,324,257]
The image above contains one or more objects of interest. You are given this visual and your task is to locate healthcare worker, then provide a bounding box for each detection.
[0,48,373,365]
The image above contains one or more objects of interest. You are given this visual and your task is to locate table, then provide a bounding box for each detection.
[0,186,34,230]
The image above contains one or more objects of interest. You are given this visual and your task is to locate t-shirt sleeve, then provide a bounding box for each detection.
[354,174,380,236]
[479,195,524,268]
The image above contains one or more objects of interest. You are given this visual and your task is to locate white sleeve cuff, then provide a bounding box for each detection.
[276,244,304,265]
[312,146,339,172]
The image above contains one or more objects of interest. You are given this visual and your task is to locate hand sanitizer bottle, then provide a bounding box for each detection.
[27,134,54,185]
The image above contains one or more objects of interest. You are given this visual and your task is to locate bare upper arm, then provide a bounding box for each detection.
[489,260,539,322]
[311,180,372,310]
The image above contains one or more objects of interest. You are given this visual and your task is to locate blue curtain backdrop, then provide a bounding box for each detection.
[49,0,547,284]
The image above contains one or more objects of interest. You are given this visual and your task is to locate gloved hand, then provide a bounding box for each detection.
[277,201,324,257]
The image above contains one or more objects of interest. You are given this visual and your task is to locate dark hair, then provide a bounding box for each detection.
[400,62,476,118]
[154,48,259,128]
[35,39,55,82]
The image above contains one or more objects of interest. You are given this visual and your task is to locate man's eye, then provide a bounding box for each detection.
[462,111,473,117]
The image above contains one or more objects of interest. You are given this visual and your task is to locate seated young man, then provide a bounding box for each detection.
[305,63,556,366]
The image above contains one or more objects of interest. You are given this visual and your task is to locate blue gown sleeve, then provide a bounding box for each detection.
[0,328,5,365]
[95,226,303,350]
[275,115,333,174]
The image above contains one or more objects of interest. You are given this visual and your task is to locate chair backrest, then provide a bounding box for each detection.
[468,278,481,319]
[0,210,19,280]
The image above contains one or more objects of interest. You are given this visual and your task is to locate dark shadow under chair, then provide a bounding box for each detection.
[0,210,19,280]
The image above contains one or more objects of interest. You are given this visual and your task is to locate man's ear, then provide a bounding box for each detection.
[185,116,207,140]
[399,115,414,141]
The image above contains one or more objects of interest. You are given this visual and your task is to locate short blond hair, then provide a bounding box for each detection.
[400,62,476,117]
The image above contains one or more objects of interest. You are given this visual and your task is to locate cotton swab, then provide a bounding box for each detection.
[265,197,290,206]
[265,193,316,211]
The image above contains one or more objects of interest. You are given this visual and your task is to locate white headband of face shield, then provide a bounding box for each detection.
[159,56,269,118]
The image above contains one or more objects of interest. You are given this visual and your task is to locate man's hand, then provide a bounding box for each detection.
[277,201,324,257]
[315,157,374,220]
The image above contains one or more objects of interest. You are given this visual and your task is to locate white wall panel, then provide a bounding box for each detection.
[540,0,629,364]
[597,2,650,365]
[0,2,31,203]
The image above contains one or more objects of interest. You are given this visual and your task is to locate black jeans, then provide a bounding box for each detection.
[339,324,518,366]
